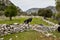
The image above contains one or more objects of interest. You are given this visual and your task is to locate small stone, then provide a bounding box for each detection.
[15,35,18,38]
[9,38,12,40]
[0,38,4,40]
[53,35,56,38]
[21,30,24,32]
[40,36,43,38]
[45,33,53,37]
[14,23,19,25]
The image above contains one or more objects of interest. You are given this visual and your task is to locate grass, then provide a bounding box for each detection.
[0,17,51,26]
[0,18,27,24]
[53,31,60,38]
[0,30,60,40]
[47,18,58,24]
[0,17,60,40]
[30,18,51,26]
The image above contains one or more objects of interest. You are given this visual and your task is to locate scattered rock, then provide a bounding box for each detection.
[15,35,18,38]
[0,23,59,37]
[14,23,19,25]
[0,38,4,40]
[53,35,56,38]
[9,38,12,40]
[45,33,53,37]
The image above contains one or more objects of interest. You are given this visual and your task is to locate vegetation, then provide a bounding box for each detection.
[0,1,6,16]
[38,9,53,18]
[0,2,6,11]
[56,0,60,12]
[30,17,51,26]
[55,13,60,20]
[0,0,60,40]
[47,18,58,24]
[31,12,38,16]
[0,17,51,26]
[53,31,60,37]
[4,5,18,20]
[0,30,44,40]
[55,0,60,22]
[0,30,60,40]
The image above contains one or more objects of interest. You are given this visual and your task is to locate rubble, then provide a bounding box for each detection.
[0,23,59,37]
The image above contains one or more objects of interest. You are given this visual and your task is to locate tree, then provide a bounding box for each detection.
[38,9,53,18]
[0,1,6,11]
[31,12,38,16]
[0,11,4,16]
[4,5,18,20]
[56,0,60,22]
[56,0,60,12]
[55,13,60,24]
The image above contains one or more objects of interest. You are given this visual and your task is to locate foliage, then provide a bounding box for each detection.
[47,18,58,24]
[31,12,38,16]
[56,0,60,12]
[55,13,60,18]
[0,1,6,11]
[38,9,53,18]
[4,5,18,20]
[55,13,60,21]
[0,17,51,26]
[56,0,60,22]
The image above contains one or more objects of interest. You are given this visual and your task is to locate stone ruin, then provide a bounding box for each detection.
[0,23,60,37]
[0,23,31,36]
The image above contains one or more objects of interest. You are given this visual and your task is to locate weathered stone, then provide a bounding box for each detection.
[14,23,19,25]
[9,38,12,40]
[15,35,18,38]
[0,38,4,40]
[0,23,58,37]
[45,33,53,37]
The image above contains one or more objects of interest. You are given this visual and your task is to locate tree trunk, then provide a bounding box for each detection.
[10,16,12,21]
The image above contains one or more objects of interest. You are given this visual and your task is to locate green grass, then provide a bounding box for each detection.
[53,31,60,38]
[0,18,27,24]
[30,18,51,26]
[0,17,51,26]
[47,18,58,24]
[0,17,60,40]
[0,30,59,40]
[0,30,42,40]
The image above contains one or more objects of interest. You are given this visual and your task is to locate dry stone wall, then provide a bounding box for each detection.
[0,23,59,37]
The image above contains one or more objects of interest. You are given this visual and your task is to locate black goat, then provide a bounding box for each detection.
[24,18,32,24]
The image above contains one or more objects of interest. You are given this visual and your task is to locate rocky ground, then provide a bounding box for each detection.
[0,23,59,37]
[0,16,60,40]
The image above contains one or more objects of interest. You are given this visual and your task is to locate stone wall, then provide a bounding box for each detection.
[0,23,59,37]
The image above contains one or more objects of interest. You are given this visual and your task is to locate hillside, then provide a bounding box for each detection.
[26,6,56,14]
[46,6,56,13]
[26,8,40,14]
